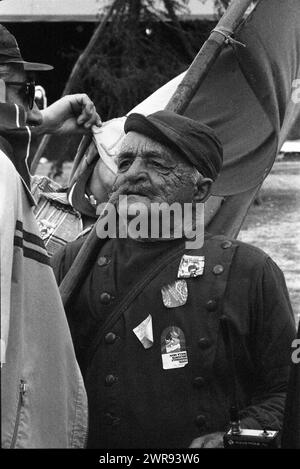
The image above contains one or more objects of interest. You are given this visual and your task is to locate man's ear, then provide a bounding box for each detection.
[0,79,6,103]
[193,177,213,203]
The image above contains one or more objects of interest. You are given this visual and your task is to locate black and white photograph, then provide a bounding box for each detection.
[0,0,299,456]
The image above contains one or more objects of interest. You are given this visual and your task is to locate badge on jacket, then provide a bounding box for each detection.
[161,326,188,369]
[161,280,188,308]
[37,219,56,240]
[133,314,153,349]
[177,254,205,278]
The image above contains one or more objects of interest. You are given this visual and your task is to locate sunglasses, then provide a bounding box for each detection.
[5,80,36,110]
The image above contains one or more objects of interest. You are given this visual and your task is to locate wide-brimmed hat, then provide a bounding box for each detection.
[0,24,53,71]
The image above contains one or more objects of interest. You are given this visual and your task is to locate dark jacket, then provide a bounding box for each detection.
[53,233,296,448]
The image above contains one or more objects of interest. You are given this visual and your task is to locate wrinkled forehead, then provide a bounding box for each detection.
[119,130,184,165]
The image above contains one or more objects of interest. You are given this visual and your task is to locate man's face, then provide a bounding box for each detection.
[111,131,196,212]
[4,64,43,126]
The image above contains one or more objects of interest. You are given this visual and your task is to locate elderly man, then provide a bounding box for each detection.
[0,24,101,448]
[53,110,296,449]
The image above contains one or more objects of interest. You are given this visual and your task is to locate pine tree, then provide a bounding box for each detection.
[73,0,197,120]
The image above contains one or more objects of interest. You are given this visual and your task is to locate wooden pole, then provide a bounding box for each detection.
[30,0,121,174]
[59,0,254,308]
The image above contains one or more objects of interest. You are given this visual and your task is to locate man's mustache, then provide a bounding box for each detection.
[110,179,157,201]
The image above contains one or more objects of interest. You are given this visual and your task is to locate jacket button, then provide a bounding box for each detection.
[213,264,224,275]
[221,240,232,249]
[100,292,111,304]
[206,299,217,312]
[198,337,212,349]
[195,414,206,428]
[193,376,205,388]
[105,332,117,344]
[105,374,118,386]
[98,256,110,266]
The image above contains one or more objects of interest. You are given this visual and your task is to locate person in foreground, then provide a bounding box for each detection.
[53,110,296,448]
[0,24,101,448]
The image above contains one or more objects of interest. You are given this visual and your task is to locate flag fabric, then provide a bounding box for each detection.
[184,0,300,195]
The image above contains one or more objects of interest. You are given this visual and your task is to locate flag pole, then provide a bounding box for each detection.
[59,0,254,308]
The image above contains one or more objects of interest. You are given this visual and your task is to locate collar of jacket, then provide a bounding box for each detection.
[0,103,35,206]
